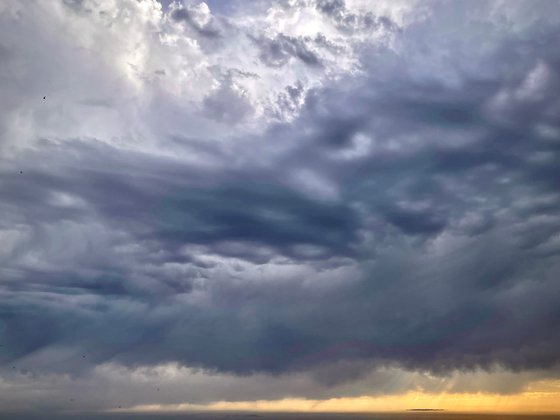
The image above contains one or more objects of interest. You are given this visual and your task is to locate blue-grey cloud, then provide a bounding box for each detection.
[315,0,398,34]
[1,0,560,413]
[252,33,323,68]
[171,7,222,39]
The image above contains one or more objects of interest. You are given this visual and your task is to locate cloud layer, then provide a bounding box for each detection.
[1,0,560,413]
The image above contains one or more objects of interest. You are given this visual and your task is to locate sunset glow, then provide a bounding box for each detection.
[129,380,560,414]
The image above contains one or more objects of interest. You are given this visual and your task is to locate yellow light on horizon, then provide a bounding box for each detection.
[126,383,560,415]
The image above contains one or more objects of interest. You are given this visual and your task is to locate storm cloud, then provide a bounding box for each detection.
[1,0,560,414]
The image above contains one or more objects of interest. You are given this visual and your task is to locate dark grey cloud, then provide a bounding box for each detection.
[274,82,307,118]
[171,8,222,39]
[252,34,322,68]
[3,21,560,379]
[315,0,398,33]
[315,0,345,16]
[62,0,89,14]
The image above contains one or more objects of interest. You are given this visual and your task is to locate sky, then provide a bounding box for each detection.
[1,0,560,416]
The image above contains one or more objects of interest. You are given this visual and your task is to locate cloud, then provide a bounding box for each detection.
[1,0,560,413]
[171,2,222,39]
[315,0,399,34]
[253,33,323,68]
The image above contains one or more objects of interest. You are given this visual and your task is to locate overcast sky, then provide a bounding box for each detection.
[1,0,560,416]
